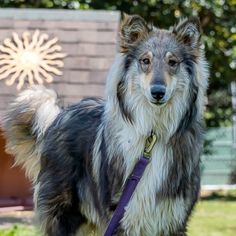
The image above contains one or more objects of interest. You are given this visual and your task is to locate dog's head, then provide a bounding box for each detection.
[118,14,204,107]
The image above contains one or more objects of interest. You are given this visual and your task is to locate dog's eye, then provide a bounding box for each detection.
[142,58,150,65]
[168,59,178,67]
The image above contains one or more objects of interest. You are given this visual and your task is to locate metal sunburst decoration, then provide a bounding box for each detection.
[0,30,66,90]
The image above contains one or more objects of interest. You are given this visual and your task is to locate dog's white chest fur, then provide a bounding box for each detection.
[119,137,186,235]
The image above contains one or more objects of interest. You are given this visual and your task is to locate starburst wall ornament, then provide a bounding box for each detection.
[0,30,66,90]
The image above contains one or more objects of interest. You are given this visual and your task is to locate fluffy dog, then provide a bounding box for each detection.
[3,14,208,236]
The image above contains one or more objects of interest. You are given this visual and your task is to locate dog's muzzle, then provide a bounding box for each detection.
[150,85,166,104]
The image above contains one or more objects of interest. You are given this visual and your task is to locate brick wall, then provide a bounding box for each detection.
[0,9,120,119]
[0,9,120,203]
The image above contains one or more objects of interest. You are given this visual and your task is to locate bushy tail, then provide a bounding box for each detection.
[2,86,61,182]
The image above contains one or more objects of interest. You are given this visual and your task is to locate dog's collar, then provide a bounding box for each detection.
[104,132,157,236]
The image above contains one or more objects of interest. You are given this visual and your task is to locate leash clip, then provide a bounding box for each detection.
[144,132,157,158]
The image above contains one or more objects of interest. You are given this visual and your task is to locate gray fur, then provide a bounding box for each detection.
[2,15,208,236]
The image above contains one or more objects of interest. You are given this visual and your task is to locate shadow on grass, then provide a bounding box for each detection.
[201,190,236,201]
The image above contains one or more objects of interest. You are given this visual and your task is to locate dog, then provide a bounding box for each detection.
[2,14,208,236]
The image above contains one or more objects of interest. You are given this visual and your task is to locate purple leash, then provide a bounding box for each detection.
[104,132,157,236]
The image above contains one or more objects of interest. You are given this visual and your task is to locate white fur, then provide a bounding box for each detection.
[91,51,208,235]
[6,86,60,182]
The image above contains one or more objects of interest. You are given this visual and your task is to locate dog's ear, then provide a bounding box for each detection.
[119,14,151,53]
[172,17,201,48]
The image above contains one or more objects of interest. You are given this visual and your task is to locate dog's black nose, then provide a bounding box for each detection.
[151,85,166,101]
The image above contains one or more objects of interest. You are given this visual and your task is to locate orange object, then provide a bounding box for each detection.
[0,129,33,206]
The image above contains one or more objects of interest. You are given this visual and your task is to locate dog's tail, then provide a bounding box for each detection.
[2,86,60,182]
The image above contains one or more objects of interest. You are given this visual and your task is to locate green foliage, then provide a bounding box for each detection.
[1,0,235,127]
[78,0,236,127]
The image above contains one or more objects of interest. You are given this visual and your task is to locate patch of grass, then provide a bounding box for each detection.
[188,200,236,236]
[0,198,236,236]
[0,225,40,236]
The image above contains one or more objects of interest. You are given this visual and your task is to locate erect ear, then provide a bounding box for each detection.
[119,14,152,53]
[172,17,201,48]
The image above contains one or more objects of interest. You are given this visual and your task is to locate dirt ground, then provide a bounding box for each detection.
[0,211,34,229]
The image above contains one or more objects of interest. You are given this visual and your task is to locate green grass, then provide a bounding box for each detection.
[0,225,40,236]
[0,192,236,236]
[188,200,236,236]
[188,190,236,236]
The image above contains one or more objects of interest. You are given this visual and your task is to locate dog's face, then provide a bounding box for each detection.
[119,15,201,106]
